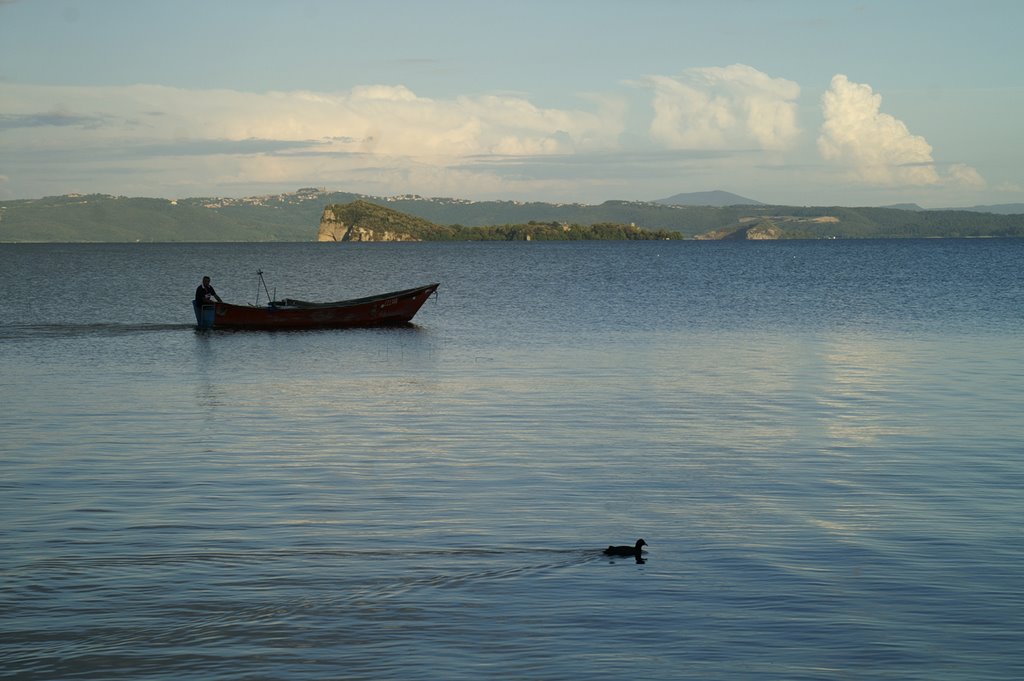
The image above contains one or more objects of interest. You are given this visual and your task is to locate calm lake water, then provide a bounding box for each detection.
[2,239,1023,680]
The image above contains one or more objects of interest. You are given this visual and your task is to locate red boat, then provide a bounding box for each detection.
[193,281,439,330]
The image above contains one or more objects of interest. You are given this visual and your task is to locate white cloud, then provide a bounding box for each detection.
[0,82,630,198]
[0,72,996,204]
[946,163,986,188]
[639,64,801,151]
[818,74,985,191]
[818,74,936,185]
[0,83,622,159]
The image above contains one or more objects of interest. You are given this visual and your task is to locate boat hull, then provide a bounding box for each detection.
[193,283,438,330]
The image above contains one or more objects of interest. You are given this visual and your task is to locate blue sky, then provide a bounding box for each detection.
[1,0,1022,207]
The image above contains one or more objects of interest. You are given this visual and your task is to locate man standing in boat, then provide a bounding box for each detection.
[195,276,223,305]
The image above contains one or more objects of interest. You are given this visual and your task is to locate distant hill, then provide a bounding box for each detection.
[883,203,925,211]
[317,200,681,241]
[884,202,1024,215]
[654,190,764,207]
[318,200,451,241]
[694,219,789,241]
[3,189,1024,241]
[952,203,1024,215]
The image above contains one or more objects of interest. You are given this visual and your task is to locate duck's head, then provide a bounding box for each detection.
[635,538,647,549]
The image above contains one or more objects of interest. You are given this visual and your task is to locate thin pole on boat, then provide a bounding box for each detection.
[256,269,273,305]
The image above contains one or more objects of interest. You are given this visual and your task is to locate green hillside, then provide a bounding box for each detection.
[0,194,315,242]
[321,200,681,241]
[2,189,1023,242]
[321,200,457,241]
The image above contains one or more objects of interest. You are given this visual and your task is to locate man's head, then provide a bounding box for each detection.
[202,276,211,285]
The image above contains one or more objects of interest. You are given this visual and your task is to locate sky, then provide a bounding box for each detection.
[1,0,1022,207]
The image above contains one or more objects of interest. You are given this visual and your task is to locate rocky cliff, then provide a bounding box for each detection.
[318,200,445,242]
[694,220,785,240]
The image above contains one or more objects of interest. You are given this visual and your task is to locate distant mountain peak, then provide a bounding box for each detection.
[654,190,764,207]
[883,203,925,211]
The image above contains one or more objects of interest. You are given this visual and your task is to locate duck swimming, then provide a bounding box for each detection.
[603,538,647,557]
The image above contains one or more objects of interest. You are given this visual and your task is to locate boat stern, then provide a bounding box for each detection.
[193,301,216,329]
